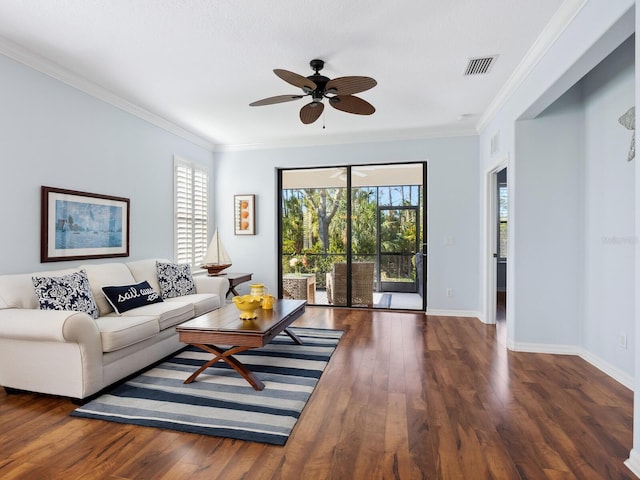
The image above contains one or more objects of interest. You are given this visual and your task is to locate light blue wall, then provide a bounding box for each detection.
[582,36,635,375]
[214,136,480,313]
[511,13,635,373]
[478,0,635,352]
[514,85,585,348]
[0,54,214,274]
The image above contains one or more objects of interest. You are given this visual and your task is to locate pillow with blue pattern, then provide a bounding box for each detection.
[32,269,99,319]
[102,281,163,315]
[156,261,196,299]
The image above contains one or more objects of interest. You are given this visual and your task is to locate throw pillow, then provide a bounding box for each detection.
[32,269,99,319]
[156,261,196,299]
[102,281,163,315]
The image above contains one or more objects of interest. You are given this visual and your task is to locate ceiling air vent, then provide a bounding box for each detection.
[464,56,497,76]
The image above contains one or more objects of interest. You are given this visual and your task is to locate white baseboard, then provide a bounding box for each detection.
[511,342,634,391]
[625,449,640,478]
[510,342,581,355]
[425,308,481,318]
[579,348,634,390]
[420,316,634,390]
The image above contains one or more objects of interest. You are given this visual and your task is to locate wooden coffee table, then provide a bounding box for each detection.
[175,299,306,390]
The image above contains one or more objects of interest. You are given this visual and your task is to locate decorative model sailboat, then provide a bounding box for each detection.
[201,228,232,275]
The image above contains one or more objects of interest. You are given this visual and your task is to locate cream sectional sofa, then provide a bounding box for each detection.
[0,259,229,400]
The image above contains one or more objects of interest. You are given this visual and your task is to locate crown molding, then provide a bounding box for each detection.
[1,34,476,154]
[476,0,588,132]
[0,36,217,151]
[215,125,478,152]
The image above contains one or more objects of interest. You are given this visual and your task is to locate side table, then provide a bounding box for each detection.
[220,272,253,297]
[282,273,316,303]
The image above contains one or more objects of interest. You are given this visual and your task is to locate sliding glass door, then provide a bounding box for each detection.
[278,163,426,311]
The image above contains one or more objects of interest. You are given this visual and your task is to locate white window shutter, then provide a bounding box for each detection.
[174,157,209,269]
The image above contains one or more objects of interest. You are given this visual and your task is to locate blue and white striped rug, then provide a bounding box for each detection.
[71,327,342,445]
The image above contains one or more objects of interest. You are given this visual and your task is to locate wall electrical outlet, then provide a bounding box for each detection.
[446,288,453,297]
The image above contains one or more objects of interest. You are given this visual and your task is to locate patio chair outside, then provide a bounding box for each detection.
[326,262,375,307]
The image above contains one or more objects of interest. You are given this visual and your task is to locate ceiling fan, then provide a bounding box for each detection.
[249,59,377,125]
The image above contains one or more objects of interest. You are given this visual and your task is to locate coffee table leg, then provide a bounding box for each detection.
[284,327,303,345]
[184,344,265,391]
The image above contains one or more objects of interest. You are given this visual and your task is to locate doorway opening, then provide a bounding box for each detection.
[496,167,507,322]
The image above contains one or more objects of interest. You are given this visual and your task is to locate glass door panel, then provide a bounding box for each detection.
[279,163,426,311]
[280,167,346,305]
[350,164,425,310]
[379,207,418,293]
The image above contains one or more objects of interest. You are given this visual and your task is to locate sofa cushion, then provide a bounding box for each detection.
[95,315,160,352]
[105,301,194,331]
[156,261,196,299]
[82,263,138,316]
[102,281,163,315]
[126,258,169,296]
[32,270,99,319]
[166,293,220,316]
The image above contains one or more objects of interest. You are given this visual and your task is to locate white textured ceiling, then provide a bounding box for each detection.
[0,0,575,150]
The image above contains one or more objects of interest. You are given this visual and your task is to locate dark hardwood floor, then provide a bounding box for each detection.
[0,307,635,479]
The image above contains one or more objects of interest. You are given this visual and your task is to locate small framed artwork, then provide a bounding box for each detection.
[41,186,130,262]
[234,194,256,235]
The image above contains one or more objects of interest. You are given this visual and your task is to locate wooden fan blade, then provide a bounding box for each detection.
[274,69,317,92]
[329,95,375,115]
[325,76,377,95]
[249,95,304,106]
[300,102,325,124]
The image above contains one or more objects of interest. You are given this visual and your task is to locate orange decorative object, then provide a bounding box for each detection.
[234,194,255,235]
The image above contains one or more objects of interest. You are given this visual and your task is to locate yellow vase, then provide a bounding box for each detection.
[249,283,265,299]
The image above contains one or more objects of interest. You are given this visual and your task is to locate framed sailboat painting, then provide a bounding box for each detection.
[41,186,130,262]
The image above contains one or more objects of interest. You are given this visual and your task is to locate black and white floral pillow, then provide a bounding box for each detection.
[32,269,99,319]
[156,261,196,299]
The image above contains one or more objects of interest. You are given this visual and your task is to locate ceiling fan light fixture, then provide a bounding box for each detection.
[251,59,377,124]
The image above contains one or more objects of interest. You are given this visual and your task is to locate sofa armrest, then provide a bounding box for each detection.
[193,275,229,301]
[0,308,104,398]
[0,309,101,347]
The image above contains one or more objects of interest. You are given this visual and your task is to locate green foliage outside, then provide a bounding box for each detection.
[281,185,423,287]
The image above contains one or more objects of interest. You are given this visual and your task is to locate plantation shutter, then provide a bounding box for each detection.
[174,157,209,269]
